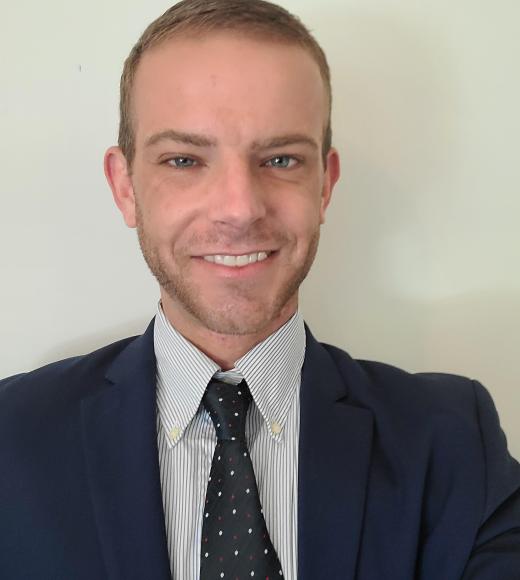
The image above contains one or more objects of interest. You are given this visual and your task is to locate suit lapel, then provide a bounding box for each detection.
[298,328,374,580]
[80,320,171,580]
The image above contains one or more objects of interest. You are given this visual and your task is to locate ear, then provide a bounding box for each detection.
[319,147,340,224]
[104,146,137,228]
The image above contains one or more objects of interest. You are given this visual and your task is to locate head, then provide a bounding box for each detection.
[105,0,340,350]
[118,0,333,170]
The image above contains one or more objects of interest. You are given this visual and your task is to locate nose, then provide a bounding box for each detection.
[206,158,267,229]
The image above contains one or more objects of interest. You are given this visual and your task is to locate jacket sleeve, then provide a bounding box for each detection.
[461,381,520,579]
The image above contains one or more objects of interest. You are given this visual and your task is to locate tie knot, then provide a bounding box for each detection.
[202,378,251,441]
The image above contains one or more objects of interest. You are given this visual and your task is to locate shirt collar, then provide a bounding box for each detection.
[232,311,305,442]
[154,302,305,447]
[154,304,220,447]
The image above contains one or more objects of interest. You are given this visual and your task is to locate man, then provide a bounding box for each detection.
[0,0,519,579]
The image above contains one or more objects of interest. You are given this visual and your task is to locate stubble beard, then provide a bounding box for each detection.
[135,203,320,337]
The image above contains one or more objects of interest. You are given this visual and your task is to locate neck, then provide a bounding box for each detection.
[159,296,297,370]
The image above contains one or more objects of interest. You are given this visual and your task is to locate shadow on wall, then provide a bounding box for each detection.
[37,317,153,369]
[303,10,474,354]
[422,287,520,383]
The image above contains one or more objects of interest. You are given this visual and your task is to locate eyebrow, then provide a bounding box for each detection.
[251,134,319,151]
[145,130,318,152]
[145,130,217,148]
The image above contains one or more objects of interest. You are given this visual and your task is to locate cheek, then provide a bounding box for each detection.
[279,197,322,247]
[135,179,192,240]
[296,181,325,223]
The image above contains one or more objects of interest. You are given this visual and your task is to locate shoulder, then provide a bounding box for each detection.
[0,335,138,409]
[316,342,520,501]
[318,341,491,437]
[322,340,479,400]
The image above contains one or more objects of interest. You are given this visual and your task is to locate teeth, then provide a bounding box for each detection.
[236,254,250,267]
[203,252,270,267]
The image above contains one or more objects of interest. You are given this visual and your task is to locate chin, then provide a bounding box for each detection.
[193,303,279,337]
[169,287,296,338]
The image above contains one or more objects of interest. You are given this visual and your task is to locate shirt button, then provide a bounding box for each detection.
[169,426,181,441]
[271,422,282,435]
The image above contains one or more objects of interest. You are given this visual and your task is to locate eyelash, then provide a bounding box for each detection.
[162,155,301,169]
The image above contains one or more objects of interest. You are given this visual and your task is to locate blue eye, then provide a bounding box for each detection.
[167,156,197,168]
[265,156,297,169]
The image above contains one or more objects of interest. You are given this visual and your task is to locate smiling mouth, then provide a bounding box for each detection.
[202,251,272,267]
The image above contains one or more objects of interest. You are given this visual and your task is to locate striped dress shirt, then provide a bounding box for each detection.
[154,303,305,580]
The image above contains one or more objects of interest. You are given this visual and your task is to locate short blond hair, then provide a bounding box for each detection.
[118,0,332,166]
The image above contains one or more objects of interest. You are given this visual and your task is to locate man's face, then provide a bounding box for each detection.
[108,32,339,339]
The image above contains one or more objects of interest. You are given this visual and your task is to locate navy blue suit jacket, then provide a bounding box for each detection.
[1,320,519,579]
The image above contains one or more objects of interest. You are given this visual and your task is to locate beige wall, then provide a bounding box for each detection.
[1,0,519,457]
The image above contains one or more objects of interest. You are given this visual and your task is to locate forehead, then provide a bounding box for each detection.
[131,32,328,147]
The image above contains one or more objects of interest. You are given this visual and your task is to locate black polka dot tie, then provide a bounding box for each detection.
[200,378,284,580]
